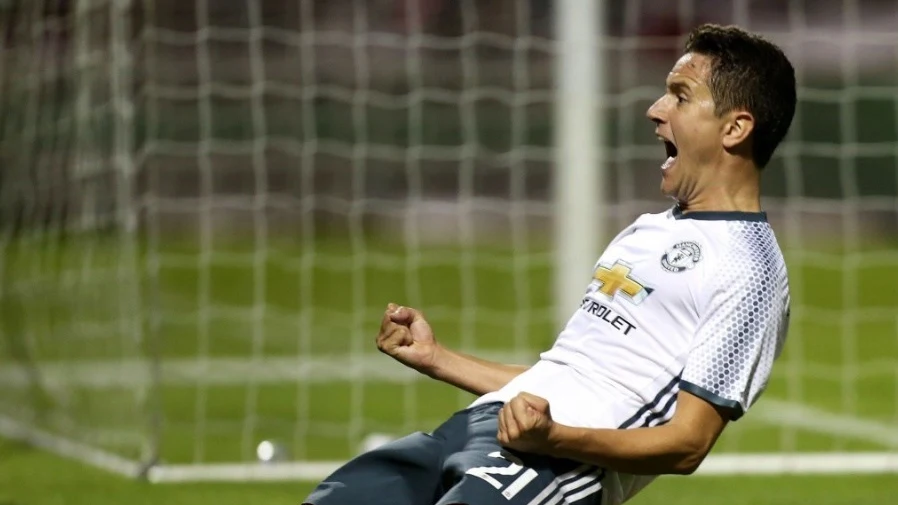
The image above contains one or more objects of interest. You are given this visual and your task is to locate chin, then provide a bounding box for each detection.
[659,180,676,199]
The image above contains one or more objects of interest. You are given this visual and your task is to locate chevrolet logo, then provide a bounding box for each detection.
[592,260,653,305]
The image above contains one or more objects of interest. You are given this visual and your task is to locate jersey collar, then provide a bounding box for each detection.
[671,205,768,222]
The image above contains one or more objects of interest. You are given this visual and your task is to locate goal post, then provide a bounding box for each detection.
[0,0,897,485]
[553,0,603,327]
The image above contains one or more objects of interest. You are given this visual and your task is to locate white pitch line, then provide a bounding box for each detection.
[753,399,898,449]
[2,355,896,450]
[0,352,538,388]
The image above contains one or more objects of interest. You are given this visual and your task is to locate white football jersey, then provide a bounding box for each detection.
[470,205,791,505]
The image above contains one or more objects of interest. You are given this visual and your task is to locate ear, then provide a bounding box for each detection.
[721,110,754,150]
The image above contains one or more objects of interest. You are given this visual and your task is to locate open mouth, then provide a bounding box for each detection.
[664,140,678,158]
[658,136,678,171]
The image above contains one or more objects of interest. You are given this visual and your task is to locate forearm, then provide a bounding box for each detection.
[546,423,707,475]
[428,347,530,396]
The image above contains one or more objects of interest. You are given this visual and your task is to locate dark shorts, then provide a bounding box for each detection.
[302,402,605,505]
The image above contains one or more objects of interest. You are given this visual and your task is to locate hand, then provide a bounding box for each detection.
[497,392,555,454]
[375,303,440,375]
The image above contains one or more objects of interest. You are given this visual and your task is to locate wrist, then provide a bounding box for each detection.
[423,344,451,380]
[545,422,574,456]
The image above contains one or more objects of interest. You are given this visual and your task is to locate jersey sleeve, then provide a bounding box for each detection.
[680,226,790,420]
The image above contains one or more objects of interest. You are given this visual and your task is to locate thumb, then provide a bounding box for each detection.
[518,392,549,413]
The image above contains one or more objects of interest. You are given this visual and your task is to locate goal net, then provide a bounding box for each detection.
[0,0,896,483]
[0,0,146,475]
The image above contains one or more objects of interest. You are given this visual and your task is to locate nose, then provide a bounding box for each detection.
[646,96,666,125]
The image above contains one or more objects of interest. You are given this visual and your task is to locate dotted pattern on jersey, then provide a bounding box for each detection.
[682,221,790,414]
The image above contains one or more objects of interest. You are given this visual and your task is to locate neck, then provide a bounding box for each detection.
[678,161,762,213]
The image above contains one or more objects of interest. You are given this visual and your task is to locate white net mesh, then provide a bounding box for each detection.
[0,0,145,466]
[0,0,896,480]
[140,0,559,465]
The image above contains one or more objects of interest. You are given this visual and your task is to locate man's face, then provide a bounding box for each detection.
[645,53,726,201]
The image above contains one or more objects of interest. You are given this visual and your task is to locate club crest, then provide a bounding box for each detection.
[661,241,702,273]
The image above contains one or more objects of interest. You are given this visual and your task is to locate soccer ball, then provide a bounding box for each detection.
[256,440,288,463]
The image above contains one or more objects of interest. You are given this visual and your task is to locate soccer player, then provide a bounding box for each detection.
[303,23,796,505]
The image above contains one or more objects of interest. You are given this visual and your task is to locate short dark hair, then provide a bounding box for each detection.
[684,24,797,169]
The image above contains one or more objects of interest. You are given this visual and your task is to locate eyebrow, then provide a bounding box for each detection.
[666,81,691,95]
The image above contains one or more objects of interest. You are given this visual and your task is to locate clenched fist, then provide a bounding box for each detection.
[376,303,440,375]
[497,392,555,454]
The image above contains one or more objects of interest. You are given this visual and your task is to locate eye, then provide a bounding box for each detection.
[676,94,688,104]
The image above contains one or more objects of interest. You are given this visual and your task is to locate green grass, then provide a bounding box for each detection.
[2,437,897,505]
[1,233,897,503]
[0,438,302,505]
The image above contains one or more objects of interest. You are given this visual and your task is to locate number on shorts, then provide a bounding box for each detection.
[465,451,539,500]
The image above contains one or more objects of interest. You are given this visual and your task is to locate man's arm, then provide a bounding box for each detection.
[377,304,531,396]
[498,390,730,475]
[547,390,729,474]
[427,347,530,396]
